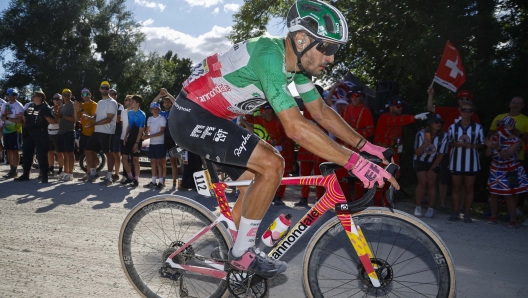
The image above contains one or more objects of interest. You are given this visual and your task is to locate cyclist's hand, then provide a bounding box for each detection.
[345,153,400,190]
[359,141,389,164]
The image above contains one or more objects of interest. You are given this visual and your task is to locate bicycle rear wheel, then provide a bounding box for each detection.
[303,207,456,298]
[119,195,232,298]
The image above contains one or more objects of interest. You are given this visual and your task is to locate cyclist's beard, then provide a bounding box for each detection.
[301,52,326,77]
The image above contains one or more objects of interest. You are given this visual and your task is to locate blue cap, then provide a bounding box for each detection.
[6,88,18,96]
[150,102,161,110]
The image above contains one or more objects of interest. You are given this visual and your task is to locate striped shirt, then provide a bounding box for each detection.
[414,129,448,163]
[448,121,484,173]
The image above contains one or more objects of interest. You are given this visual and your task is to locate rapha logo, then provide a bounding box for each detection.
[234,134,252,156]
[213,129,228,142]
[190,125,216,139]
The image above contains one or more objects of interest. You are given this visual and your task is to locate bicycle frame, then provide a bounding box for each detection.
[165,170,383,287]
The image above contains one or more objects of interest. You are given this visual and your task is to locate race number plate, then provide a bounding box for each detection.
[193,170,212,197]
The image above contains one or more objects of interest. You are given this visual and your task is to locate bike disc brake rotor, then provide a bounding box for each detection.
[227,270,268,298]
[357,258,394,288]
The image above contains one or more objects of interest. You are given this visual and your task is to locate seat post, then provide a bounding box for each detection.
[202,157,220,183]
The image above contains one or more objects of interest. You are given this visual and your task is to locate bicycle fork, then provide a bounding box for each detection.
[336,210,382,288]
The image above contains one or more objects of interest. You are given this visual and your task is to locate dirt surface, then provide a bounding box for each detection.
[1,163,528,297]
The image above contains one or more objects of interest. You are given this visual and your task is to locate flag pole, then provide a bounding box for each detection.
[430,75,435,88]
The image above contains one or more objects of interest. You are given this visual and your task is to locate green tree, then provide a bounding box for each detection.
[0,0,145,99]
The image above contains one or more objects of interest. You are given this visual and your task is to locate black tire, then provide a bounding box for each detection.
[79,151,106,172]
[303,207,456,298]
[119,195,232,298]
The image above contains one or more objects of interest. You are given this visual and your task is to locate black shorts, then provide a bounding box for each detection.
[48,134,59,151]
[3,132,21,150]
[112,134,121,153]
[168,93,259,181]
[79,134,90,151]
[121,139,142,157]
[164,136,176,153]
[450,171,479,177]
[413,160,439,173]
[57,131,75,152]
[85,132,112,153]
[438,154,451,184]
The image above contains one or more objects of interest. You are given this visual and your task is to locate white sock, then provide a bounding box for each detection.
[90,168,96,175]
[232,217,261,257]
[152,176,157,184]
[107,172,112,180]
[159,178,164,184]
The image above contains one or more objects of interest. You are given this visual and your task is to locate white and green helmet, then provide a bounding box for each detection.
[287,0,349,44]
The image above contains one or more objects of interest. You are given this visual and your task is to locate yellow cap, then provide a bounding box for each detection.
[100,80,110,87]
[62,88,72,94]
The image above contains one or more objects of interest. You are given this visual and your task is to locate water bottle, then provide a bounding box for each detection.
[260,214,292,247]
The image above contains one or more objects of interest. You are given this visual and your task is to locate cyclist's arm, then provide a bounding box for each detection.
[304,97,364,149]
[276,105,350,165]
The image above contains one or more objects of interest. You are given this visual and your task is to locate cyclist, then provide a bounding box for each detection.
[168,0,399,278]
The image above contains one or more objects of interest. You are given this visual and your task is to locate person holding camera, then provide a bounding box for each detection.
[485,116,528,228]
[413,114,448,218]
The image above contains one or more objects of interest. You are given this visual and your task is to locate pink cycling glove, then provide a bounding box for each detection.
[344,152,392,188]
[359,141,388,162]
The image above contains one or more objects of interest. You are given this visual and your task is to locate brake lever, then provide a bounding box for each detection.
[383,163,400,210]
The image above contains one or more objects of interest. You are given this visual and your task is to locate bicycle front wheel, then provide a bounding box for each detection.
[303,207,456,298]
[119,195,232,298]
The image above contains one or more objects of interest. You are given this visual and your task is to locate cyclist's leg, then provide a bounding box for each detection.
[169,94,287,277]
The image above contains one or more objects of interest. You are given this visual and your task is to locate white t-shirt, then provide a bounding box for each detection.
[94,98,118,134]
[3,100,24,134]
[147,115,167,145]
[0,98,5,127]
[120,108,129,140]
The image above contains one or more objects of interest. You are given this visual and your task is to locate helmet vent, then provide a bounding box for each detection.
[323,14,336,33]
[300,3,321,12]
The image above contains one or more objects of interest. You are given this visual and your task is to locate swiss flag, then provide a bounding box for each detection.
[433,41,466,92]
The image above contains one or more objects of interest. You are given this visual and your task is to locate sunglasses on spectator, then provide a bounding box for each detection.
[315,40,340,56]
[62,93,71,96]
[395,105,403,109]
[460,108,474,113]
[52,97,61,100]
[82,92,90,97]
[433,121,442,124]
[459,97,471,101]
[100,86,109,90]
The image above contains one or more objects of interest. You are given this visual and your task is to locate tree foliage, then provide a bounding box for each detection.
[0,0,192,105]
[228,0,527,124]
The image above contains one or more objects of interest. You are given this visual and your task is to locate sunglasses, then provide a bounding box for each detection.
[433,121,442,124]
[395,105,403,109]
[82,93,90,97]
[315,41,340,56]
[62,93,71,96]
[52,97,61,100]
[459,97,471,101]
[100,86,109,90]
[460,108,474,113]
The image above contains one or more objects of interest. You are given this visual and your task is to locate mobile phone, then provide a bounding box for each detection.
[425,132,431,142]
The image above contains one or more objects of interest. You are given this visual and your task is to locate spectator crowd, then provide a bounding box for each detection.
[1,80,526,228]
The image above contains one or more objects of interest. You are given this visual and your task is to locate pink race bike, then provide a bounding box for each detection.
[119,151,456,297]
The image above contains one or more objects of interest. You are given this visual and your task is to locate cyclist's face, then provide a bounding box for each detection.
[301,41,335,77]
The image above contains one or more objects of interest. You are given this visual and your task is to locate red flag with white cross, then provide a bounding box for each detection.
[433,41,466,92]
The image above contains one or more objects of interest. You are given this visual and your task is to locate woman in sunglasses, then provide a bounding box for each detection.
[485,116,528,228]
[447,101,485,223]
[413,114,448,218]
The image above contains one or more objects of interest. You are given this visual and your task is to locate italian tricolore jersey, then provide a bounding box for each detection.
[182,36,320,120]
